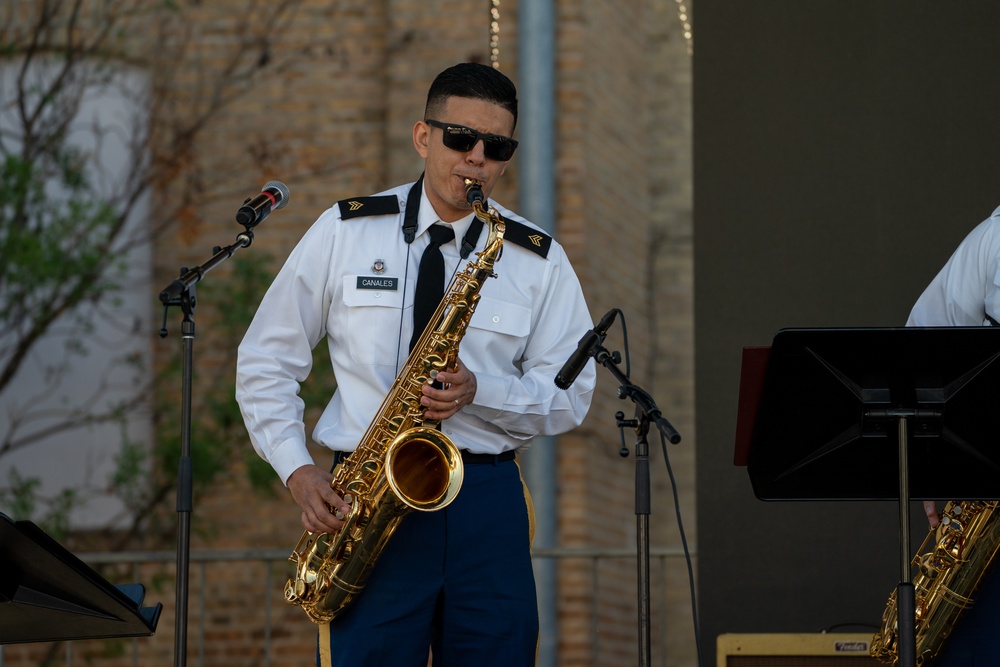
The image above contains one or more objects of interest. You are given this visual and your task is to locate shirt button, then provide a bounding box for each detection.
[492,315,500,323]
[374,292,381,298]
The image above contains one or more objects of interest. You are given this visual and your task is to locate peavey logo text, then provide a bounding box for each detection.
[356,276,399,290]
[834,641,869,653]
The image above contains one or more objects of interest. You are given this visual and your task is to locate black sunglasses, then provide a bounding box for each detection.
[425,119,518,161]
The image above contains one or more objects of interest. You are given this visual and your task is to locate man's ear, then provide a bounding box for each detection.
[413,121,430,158]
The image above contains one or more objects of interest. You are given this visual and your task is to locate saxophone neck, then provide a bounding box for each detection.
[464,178,485,207]
[463,178,505,247]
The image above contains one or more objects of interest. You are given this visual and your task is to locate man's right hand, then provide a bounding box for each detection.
[924,500,940,529]
[287,464,352,533]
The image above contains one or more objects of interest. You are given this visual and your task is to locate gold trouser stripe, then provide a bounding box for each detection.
[514,459,540,665]
[319,622,332,667]
[514,459,536,548]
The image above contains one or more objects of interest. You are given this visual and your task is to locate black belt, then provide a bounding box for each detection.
[461,450,515,465]
[332,449,514,467]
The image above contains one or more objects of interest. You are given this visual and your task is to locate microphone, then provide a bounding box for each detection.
[555,309,617,390]
[236,180,289,228]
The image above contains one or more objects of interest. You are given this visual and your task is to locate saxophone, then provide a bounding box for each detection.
[871,500,1000,665]
[283,179,505,624]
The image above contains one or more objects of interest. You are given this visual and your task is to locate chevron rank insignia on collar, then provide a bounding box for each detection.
[337,195,400,220]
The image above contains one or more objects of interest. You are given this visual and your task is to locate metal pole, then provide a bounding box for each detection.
[518,3,557,664]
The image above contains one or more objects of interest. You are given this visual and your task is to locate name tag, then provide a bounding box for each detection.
[356,276,399,290]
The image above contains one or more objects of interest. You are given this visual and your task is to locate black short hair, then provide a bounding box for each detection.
[424,63,518,132]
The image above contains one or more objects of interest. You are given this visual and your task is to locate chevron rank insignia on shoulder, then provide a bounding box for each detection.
[503,219,552,258]
[337,195,400,220]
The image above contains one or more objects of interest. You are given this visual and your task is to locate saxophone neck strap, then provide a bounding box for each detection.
[402,172,483,259]
[401,174,423,244]
[460,217,483,259]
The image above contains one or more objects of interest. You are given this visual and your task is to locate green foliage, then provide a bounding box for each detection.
[0,153,123,345]
[109,434,149,510]
[1,145,137,539]
[1,0,325,547]
[146,252,337,530]
[0,468,79,540]
[0,468,40,521]
[0,140,127,540]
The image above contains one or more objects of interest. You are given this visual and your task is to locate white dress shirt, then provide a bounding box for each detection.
[908,205,1000,327]
[236,181,596,484]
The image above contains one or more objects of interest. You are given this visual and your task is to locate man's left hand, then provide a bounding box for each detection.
[421,356,477,420]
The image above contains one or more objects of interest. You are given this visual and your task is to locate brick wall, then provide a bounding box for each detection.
[1,0,693,664]
[552,1,695,664]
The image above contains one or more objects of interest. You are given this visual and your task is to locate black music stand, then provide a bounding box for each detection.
[0,513,161,644]
[737,327,1000,667]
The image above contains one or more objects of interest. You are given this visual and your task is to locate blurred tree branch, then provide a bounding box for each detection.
[0,0,334,542]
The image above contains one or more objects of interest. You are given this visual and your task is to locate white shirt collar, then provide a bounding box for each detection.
[418,181,475,252]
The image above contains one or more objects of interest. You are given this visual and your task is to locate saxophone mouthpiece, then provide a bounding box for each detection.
[464,178,485,206]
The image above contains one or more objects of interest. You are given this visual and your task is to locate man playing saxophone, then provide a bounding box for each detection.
[236,62,595,666]
[904,203,1000,666]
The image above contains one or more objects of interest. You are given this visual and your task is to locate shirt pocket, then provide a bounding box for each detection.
[342,276,407,365]
[465,295,532,363]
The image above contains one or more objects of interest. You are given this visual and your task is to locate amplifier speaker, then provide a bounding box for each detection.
[717,633,882,667]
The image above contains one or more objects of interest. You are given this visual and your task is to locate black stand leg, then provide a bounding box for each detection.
[634,418,652,667]
[558,309,682,667]
[896,416,917,667]
[159,230,254,667]
[173,308,195,667]
[612,389,680,667]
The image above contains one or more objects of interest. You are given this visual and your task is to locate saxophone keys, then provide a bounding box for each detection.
[333,495,355,521]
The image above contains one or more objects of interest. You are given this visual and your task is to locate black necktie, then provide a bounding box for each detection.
[410,224,455,351]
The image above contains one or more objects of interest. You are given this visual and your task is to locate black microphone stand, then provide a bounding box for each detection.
[593,341,681,667]
[158,227,255,667]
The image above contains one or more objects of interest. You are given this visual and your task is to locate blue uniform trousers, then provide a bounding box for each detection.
[930,562,1000,666]
[319,458,538,667]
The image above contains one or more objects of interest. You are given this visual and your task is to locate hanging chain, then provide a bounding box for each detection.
[489,0,501,69]
[675,0,693,54]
